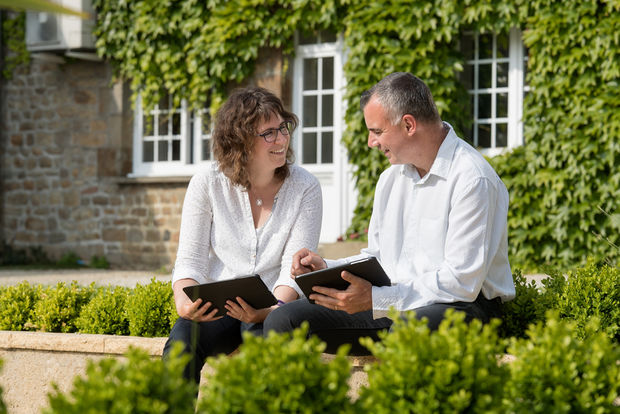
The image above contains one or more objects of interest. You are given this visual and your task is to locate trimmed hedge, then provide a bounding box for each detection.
[0,278,176,337]
[44,344,195,414]
[505,311,620,412]
[197,324,353,413]
[357,310,508,413]
[24,310,618,414]
[0,263,618,342]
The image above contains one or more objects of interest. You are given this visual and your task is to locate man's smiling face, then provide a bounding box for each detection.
[363,96,411,165]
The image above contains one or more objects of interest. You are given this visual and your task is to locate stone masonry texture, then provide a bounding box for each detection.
[1,49,287,269]
[0,58,186,269]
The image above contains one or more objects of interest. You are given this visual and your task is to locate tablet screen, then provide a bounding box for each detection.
[182,275,277,317]
[294,257,390,303]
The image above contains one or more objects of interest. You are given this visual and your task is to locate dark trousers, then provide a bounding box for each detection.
[263,294,502,355]
[163,316,262,385]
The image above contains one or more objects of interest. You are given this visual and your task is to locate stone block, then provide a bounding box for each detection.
[62,190,80,207]
[10,134,22,146]
[127,229,143,243]
[102,228,126,242]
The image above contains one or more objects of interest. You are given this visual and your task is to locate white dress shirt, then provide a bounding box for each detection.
[326,124,515,318]
[173,163,322,297]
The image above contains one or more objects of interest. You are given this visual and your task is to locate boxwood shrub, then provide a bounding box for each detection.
[0,281,41,331]
[30,282,95,333]
[44,344,195,414]
[125,278,175,337]
[505,311,620,412]
[76,286,130,335]
[197,323,353,414]
[357,309,508,413]
[544,262,620,342]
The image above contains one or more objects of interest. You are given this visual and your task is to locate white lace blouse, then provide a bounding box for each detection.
[172,163,322,296]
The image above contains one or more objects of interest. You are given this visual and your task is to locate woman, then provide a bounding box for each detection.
[163,87,322,384]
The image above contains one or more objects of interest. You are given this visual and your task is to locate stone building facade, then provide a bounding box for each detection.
[1,51,287,269]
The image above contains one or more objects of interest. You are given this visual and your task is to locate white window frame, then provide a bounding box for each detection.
[463,27,528,157]
[293,33,345,176]
[130,95,212,177]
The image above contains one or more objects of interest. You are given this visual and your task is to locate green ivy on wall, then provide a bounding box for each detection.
[491,0,619,269]
[90,0,619,270]
[1,12,30,80]
[92,0,343,111]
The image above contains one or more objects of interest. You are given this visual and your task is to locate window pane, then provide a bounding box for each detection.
[322,57,334,89]
[496,123,507,147]
[302,132,317,164]
[321,31,337,43]
[478,94,492,119]
[172,113,181,134]
[497,62,508,87]
[143,114,154,136]
[479,33,493,59]
[461,33,474,60]
[497,32,508,58]
[478,124,491,148]
[462,64,473,90]
[303,95,317,127]
[322,94,333,126]
[158,113,169,135]
[497,92,508,118]
[303,58,318,90]
[158,140,168,161]
[299,31,318,45]
[172,139,180,161]
[143,141,154,162]
[322,132,333,164]
[202,139,211,161]
[479,64,492,89]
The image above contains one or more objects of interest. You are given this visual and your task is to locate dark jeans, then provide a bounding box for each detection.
[263,294,502,355]
[163,316,262,385]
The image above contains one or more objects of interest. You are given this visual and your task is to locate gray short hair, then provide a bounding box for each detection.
[360,72,440,125]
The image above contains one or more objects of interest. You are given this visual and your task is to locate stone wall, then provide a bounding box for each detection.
[0,57,185,269]
[1,50,290,269]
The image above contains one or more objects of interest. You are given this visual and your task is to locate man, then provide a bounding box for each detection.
[263,72,515,354]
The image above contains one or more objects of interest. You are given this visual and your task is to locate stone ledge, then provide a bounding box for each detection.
[0,331,167,356]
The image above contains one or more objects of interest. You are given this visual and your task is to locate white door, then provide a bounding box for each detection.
[293,32,356,243]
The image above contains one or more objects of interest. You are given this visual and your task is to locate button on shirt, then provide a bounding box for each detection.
[173,163,322,297]
[326,124,515,319]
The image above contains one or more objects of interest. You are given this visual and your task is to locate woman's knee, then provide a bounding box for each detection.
[263,305,296,333]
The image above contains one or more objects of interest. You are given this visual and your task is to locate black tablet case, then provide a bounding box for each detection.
[294,257,391,303]
[182,275,277,317]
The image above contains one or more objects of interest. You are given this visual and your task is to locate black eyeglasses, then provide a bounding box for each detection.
[256,121,293,143]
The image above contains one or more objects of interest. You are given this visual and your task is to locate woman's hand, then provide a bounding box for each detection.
[173,278,222,323]
[178,297,222,322]
[225,297,274,324]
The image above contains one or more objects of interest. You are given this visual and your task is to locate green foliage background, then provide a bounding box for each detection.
[90,0,619,270]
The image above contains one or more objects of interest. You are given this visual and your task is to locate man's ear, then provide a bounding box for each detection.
[402,114,416,135]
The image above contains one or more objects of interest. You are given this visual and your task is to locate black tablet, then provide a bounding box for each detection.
[182,274,277,317]
[294,257,391,303]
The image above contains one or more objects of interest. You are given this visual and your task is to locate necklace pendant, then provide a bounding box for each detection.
[256,198,263,207]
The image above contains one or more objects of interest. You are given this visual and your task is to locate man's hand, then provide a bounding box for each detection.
[309,271,373,314]
[225,297,272,324]
[291,248,327,277]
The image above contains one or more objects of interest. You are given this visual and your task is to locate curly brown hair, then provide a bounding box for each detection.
[212,87,298,190]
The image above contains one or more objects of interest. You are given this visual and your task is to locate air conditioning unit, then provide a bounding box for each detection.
[25,0,95,52]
